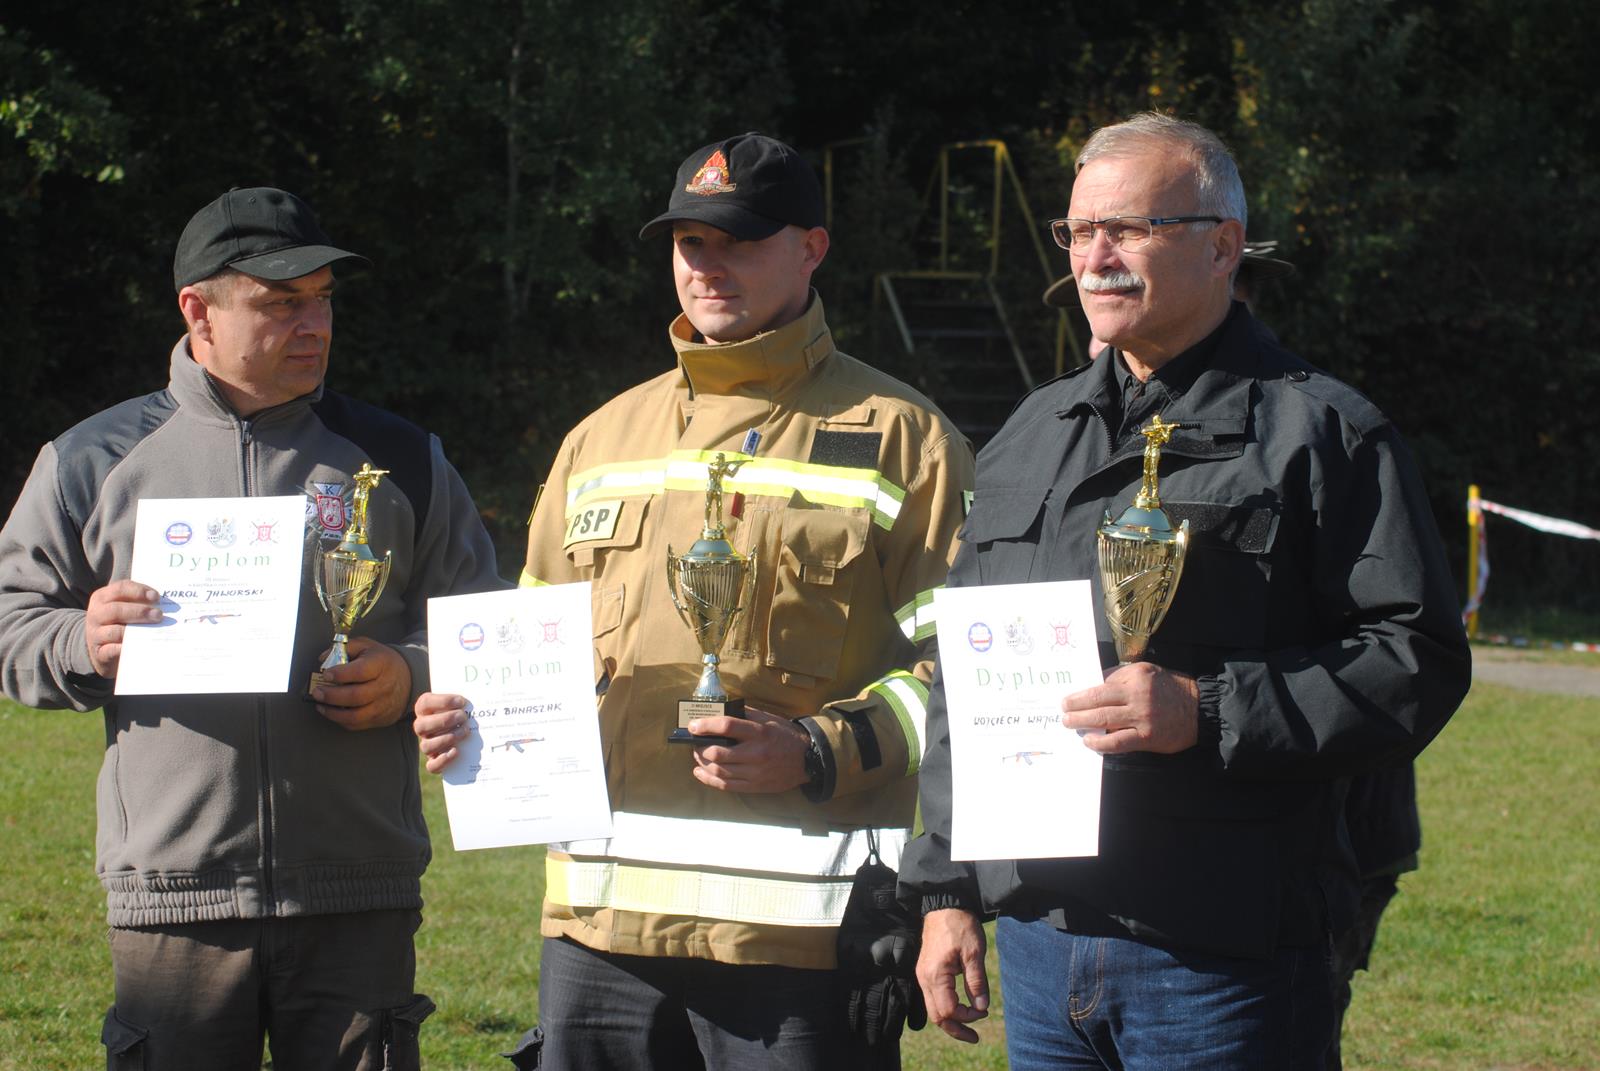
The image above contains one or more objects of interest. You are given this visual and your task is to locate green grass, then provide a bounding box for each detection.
[1339,681,1600,1070]
[3,680,1597,1069]
[1475,603,1600,648]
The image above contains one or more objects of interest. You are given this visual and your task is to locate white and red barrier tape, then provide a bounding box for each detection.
[1465,495,1600,649]
[1478,499,1600,542]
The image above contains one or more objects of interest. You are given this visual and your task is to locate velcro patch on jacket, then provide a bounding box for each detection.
[809,431,882,470]
[564,499,624,547]
[1164,502,1276,553]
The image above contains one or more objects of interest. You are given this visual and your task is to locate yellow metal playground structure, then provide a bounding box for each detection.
[824,138,1085,442]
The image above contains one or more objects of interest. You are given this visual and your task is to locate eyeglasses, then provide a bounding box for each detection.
[1049,215,1225,253]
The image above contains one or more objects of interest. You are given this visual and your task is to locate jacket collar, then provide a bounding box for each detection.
[1060,302,1259,452]
[167,335,325,426]
[669,291,834,400]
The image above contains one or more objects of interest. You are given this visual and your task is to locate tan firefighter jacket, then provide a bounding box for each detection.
[521,297,974,968]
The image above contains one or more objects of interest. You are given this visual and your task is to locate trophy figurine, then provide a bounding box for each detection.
[1097,415,1188,663]
[310,462,393,691]
[665,453,757,744]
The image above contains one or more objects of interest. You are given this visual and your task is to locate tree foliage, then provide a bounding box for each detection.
[3,0,1592,609]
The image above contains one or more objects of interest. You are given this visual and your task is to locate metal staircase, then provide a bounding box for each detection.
[826,139,1085,445]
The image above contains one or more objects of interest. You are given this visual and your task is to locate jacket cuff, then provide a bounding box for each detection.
[393,642,430,714]
[1195,672,1225,748]
[796,716,836,802]
[805,696,911,800]
[61,614,114,703]
[920,891,981,916]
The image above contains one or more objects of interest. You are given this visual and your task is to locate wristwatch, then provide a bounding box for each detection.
[801,730,826,794]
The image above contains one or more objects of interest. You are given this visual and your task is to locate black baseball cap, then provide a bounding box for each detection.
[173,187,369,291]
[639,132,824,241]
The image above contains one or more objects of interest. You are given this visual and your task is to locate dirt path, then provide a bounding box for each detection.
[1471,646,1600,698]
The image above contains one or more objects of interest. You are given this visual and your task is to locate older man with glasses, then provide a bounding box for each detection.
[899,112,1470,1068]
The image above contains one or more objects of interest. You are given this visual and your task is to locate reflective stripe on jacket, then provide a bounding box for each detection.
[524,297,974,967]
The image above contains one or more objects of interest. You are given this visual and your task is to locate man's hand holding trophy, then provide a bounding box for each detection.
[665,452,756,746]
[310,462,393,693]
[1097,414,1188,663]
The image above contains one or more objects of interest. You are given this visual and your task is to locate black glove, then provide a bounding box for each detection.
[500,1025,544,1070]
[837,855,928,1048]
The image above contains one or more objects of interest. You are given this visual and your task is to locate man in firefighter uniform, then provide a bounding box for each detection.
[415,132,974,1067]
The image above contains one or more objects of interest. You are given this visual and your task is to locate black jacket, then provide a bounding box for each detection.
[899,304,1470,959]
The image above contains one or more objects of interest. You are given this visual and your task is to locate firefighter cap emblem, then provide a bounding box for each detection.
[685,150,738,196]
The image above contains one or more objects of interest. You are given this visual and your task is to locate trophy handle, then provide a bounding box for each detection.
[359,551,393,617]
[1168,521,1189,597]
[665,546,691,620]
[741,548,758,608]
[313,558,331,614]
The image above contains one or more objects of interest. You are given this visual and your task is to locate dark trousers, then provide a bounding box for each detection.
[1327,874,1402,1071]
[533,936,868,1071]
[101,909,431,1071]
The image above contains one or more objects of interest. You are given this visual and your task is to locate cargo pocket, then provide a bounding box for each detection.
[379,993,435,1071]
[958,487,1051,580]
[101,1006,148,1071]
[500,1025,545,1069]
[589,583,624,692]
[766,509,870,683]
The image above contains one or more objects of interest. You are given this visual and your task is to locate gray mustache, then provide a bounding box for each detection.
[1079,270,1144,292]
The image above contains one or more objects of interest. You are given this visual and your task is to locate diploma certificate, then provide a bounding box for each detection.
[428,583,613,850]
[933,580,1104,861]
[116,495,308,695]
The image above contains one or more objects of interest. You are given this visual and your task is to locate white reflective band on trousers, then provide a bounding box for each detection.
[548,811,909,928]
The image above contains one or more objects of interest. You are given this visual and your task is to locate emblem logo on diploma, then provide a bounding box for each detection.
[1097,414,1189,663]
[310,462,393,691]
[665,452,756,745]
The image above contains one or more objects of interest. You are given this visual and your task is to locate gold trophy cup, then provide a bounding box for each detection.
[665,453,756,744]
[1097,415,1189,663]
[310,463,393,690]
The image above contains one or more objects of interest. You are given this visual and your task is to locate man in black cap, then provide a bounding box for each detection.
[0,187,501,1069]
[415,132,974,1069]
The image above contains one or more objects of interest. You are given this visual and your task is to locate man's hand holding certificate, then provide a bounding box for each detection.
[116,495,307,695]
[426,583,612,850]
[932,579,1104,860]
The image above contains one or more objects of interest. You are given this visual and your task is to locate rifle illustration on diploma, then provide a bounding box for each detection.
[491,736,546,753]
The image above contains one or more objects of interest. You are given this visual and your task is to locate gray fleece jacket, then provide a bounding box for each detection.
[0,338,503,926]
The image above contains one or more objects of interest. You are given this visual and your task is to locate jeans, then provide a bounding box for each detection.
[995,915,1335,1070]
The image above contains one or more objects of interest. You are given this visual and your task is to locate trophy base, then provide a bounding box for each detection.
[666,696,744,745]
